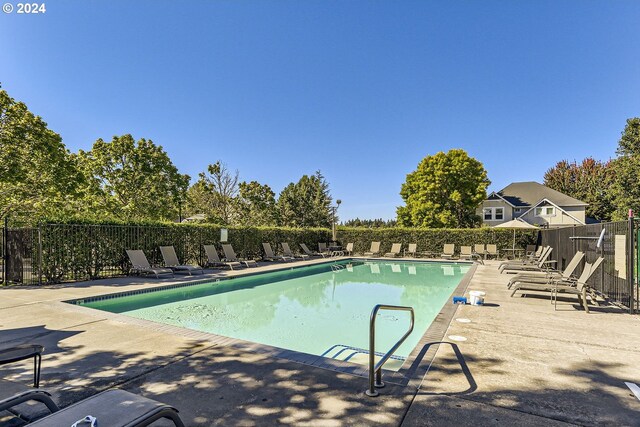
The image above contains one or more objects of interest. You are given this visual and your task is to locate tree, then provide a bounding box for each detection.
[544,158,614,221]
[396,149,490,228]
[0,88,83,223]
[277,171,332,227]
[185,161,240,225]
[76,135,190,221]
[342,218,397,228]
[611,118,640,220]
[237,181,278,226]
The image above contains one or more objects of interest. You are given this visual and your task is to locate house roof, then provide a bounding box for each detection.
[489,182,588,207]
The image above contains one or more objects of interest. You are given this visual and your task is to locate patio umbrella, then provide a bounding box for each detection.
[493,219,539,252]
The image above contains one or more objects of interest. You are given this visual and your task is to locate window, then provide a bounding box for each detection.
[483,207,505,221]
[535,206,555,217]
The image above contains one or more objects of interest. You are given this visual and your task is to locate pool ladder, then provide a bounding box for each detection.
[366,304,415,397]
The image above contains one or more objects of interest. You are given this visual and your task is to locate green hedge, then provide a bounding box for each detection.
[335,227,538,256]
[7,221,538,284]
[28,222,331,284]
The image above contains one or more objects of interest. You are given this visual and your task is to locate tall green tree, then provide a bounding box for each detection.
[397,149,490,228]
[611,118,640,220]
[543,158,614,221]
[76,135,189,221]
[0,88,83,223]
[277,171,332,227]
[237,181,278,226]
[185,161,240,225]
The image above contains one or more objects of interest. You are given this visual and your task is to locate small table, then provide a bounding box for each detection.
[0,344,44,388]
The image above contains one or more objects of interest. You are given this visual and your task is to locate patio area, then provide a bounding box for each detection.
[1,259,639,426]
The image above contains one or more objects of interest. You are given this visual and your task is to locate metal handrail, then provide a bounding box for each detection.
[365,304,415,397]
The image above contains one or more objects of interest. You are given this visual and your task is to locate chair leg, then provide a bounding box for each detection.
[581,289,590,313]
[34,353,41,388]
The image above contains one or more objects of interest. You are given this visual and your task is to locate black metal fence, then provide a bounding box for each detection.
[540,220,638,313]
[0,223,331,285]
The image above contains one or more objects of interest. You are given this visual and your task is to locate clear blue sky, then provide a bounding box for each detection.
[1,0,639,220]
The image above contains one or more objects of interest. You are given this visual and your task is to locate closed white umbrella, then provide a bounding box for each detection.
[493,219,539,253]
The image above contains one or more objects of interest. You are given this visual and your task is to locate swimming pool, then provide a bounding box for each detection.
[76,260,470,370]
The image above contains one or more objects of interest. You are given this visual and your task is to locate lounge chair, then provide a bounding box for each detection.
[282,242,309,260]
[498,246,552,273]
[364,242,381,257]
[551,257,605,313]
[318,242,332,256]
[0,379,59,419]
[344,242,354,256]
[300,243,327,257]
[126,250,174,278]
[511,257,604,306]
[525,244,539,258]
[28,389,185,427]
[160,246,203,275]
[405,243,417,257]
[441,244,455,259]
[486,244,499,259]
[460,246,483,264]
[223,244,258,267]
[474,244,486,258]
[501,247,555,274]
[204,245,241,270]
[460,246,473,260]
[508,251,585,289]
[384,243,402,258]
[262,242,293,262]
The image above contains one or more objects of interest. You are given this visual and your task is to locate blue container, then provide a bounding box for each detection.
[452,296,467,305]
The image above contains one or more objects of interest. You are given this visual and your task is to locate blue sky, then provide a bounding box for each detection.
[1,0,639,220]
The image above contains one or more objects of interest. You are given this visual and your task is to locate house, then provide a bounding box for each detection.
[479,181,588,228]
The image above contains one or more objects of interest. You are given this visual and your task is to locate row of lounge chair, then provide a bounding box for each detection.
[359,242,500,261]
[126,242,354,278]
[500,245,605,313]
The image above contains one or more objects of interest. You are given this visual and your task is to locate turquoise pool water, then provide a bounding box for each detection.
[79,260,468,368]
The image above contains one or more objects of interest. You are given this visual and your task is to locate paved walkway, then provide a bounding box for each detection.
[1,260,639,426]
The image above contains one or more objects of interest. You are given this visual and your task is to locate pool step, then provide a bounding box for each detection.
[321,344,406,368]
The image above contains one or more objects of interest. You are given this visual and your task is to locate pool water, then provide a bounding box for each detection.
[80,260,468,369]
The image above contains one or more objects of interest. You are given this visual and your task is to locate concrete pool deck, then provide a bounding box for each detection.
[1,259,639,426]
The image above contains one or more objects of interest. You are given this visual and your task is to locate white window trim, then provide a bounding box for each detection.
[483,207,505,221]
[534,206,556,217]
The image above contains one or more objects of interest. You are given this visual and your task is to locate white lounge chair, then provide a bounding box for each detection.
[364,242,381,257]
[126,250,174,278]
[441,244,455,259]
[204,245,241,270]
[344,242,354,256]
[405,243,417,257]
[160,246,203,275]
[486,244,499,259]
[384,243,402,258]
[223,244,258,267]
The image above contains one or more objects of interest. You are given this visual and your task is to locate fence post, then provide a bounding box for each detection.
[2,216,7,285]
[628,210,635,314]
[37,225,43,285]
